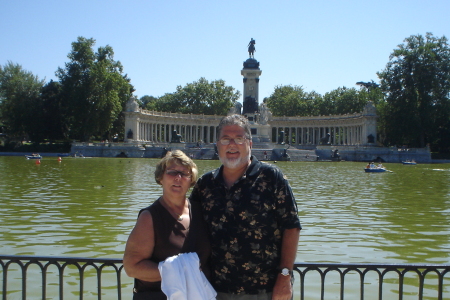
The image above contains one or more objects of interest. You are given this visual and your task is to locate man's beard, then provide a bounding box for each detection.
[220,152,251,169]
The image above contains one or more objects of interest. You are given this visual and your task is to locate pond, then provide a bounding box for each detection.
[1,156,449,298]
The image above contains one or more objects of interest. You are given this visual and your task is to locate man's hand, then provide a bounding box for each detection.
[272,273,292,300]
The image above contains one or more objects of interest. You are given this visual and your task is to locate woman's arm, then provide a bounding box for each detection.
[123,210,161,282]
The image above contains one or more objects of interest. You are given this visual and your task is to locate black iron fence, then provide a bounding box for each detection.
[1,255,449,300]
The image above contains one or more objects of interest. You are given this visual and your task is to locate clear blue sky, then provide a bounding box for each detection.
[1,0,449,103]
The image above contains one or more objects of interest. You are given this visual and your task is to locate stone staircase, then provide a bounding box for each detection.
[252,148,317,162]
[157,142,319,162]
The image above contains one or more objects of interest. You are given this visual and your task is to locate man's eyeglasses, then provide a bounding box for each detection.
[218,137,249,145]
[165,169,192,179]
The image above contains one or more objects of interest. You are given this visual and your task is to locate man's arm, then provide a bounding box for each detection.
[272,227,301,300]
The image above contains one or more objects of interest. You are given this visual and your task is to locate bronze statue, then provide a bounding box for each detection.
[171,130,183,143]
[243,96,258,115]
[320,133,331,145]
[248,38,256,58]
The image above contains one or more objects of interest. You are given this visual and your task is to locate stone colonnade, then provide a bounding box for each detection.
[124,110,223,144]
[271,125,363,145]
[270,118,373,146]
[124,102,377,146]
[267,102,377,146]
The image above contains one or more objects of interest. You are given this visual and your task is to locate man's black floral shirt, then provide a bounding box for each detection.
[190,156,301,294]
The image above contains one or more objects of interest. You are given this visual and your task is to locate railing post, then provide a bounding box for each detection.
[2,266,6,300]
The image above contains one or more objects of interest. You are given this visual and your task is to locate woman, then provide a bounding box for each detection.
[123,150,210,299]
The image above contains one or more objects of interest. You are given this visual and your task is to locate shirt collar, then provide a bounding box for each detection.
[213,155,260,182]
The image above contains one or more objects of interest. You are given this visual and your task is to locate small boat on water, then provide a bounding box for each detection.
[26,155,42,159]
[364,168,387,173]
[402,161,417,165]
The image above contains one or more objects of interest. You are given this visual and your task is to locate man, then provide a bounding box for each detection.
[248,38,256,58]
[190,114,301,300]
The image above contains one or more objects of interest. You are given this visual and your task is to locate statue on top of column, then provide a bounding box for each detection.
[126,96,139,112]
[248,38,256,58]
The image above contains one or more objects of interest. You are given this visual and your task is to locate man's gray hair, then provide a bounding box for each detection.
[216,114,252,140]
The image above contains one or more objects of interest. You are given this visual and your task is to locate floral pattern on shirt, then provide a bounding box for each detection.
[190,156,301,294]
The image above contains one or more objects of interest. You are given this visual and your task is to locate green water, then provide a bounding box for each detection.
[1,156,449,263]
[1,156,449,299]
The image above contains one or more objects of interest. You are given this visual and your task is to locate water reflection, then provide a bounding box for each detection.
[1,157,449,266]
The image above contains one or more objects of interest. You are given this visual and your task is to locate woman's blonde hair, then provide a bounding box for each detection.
[154,150,198,187]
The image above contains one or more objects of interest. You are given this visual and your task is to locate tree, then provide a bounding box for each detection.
[377,33,450,149]
[265,85,322,116]
[56,37,134,141]
[318,87,368,116]
[356,80,379,91]
[155,78,240,115]
[139,95,158,110]
[37,80,67,142]
[0,61,44,142]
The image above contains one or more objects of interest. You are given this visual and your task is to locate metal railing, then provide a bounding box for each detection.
[1,255,449,300]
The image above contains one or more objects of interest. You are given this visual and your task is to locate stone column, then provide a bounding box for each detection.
[194,126,198,143]
[151,123,154,142]
[146,123,149,142]
[241,59,262,122]
[207,126,211,144]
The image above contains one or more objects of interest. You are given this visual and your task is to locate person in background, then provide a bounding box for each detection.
[124,150,210,300]
[190,114,301,300]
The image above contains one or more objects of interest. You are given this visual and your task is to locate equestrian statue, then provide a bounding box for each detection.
[248,38,256,58]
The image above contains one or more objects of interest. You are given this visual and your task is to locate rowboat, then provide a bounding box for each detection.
[364,168,387,173]
[25,154,41,159]
[402,161,417,165]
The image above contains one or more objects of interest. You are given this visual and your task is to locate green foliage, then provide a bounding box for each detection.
[154,77,240,115]
[265,85,322,116]
[319,87,367,115]
[377,33,450,149]
[56,37,134,141]
[265,85,376,117]
[139,95,158,110]
[0,61,45,141]
[38,80,67,142]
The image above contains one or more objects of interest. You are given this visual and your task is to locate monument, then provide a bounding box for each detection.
[239,38,271,142]
[100,38,430,162]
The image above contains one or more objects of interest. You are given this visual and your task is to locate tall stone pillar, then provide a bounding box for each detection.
[240,52,270,142]
[241,58,262,122]
[124,96,140,143]
[362,101,377,145]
